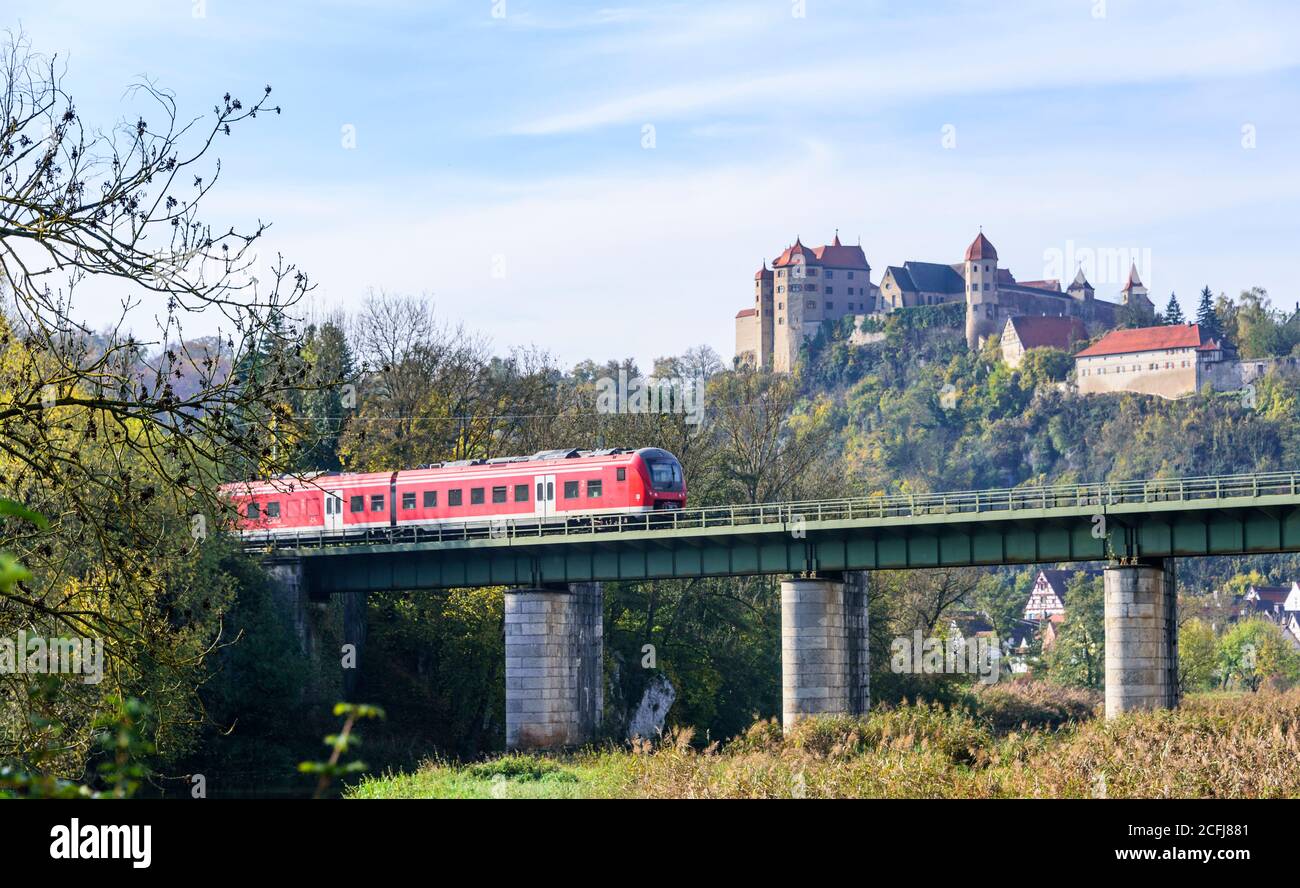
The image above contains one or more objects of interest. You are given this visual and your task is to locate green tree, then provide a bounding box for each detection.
[1178,618,1219,693]
[1044,573,1105,689]
[1162,293,1185,325]
[1018,348,1073,387]
[1218,619,1300,691]
[1196,286,1223,342]
[294,317,355,471]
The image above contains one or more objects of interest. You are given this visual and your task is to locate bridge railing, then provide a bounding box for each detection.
[251,470,1300,550]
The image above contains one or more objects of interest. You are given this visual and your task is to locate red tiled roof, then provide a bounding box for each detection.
[1075,324,1204,358]
[735,308,757,319]
[1016,279,1061,292]
[811,243,869,269]
[772,235,869,270]
[755,264,773,280]
[1248,586,1289,604]
[772,237,817,268]
[1123,263,1144,289]
[1006,316,1087,350]
[965,232,998,261]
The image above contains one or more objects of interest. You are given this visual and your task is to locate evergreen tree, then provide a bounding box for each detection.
[294,319,355,471]
[1196,286,1222,341]
[1162,292,1185,325]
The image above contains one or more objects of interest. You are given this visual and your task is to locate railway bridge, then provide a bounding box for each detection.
[256,471,1300,748]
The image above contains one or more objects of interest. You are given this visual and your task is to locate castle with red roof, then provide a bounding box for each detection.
[735,232,877,372]
[1074,322,1237,398]
[735,230,1153,370]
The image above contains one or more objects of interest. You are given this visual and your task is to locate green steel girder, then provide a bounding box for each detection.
[264,489,1300,594]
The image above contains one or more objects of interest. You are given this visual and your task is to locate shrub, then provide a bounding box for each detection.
[966,681,1100,733]
[465,755,577,783]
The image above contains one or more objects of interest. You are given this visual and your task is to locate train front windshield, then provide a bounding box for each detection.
[647,459,683,492]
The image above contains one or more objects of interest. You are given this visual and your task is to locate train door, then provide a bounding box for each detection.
[324,491,344,532]
[535,474,556,519]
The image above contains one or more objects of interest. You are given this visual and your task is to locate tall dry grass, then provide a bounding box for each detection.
[615,684,1300,798]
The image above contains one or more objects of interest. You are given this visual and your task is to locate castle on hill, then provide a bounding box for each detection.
[734,231,1154,370]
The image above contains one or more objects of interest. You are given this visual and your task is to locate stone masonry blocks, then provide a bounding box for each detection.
[504,583,603,749]
[1104,561,1178,718]
[781,572,870,732]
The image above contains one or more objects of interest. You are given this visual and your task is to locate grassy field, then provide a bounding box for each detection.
[347,684,1300,799]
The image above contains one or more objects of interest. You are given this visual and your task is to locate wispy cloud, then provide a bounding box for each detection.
[511,2,1300,135]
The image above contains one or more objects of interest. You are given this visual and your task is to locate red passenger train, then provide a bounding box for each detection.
[222,447,686,538]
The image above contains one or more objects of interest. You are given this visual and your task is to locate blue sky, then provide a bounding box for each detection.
[8,0,1300,367]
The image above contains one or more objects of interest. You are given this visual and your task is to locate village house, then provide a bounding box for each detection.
[1022,568,1102,621]
[1073,323,1238,399]
[1001,315,1088,368]
[1239,583,1300,646]
[1039,613,1066,653]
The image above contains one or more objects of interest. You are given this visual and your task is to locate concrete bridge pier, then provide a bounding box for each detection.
[1104,559,1178,718]
[264,557,311,653]
[505,582,603,750]
[781,571,870,732]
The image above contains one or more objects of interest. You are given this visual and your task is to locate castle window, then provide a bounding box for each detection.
[806,300,815,309]
[826,287,833,295]
[825,302,833,310]
[983,283,989,291]
[778,318,784,325]
[825,270,833,278]
[848,271,855,279]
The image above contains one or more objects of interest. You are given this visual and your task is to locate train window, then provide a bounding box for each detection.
[587,481,602,499]
[492,486,507,504]
[266,502,281,518]
[448,489,462,507]
[402,492,416,509]
[616,468,626,481]
[246,502,260,519]
[471,488,485,505]
[350,496,364,513]
[423,490,437,508]
[371,494,385,512]
[514,484,529,502]
[563,481,579,499]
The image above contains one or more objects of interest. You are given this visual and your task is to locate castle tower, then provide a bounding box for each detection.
[1067,268,1095,301]
[754,261,774,369]
[1121,263,1150,308]
[963,231,1000,348]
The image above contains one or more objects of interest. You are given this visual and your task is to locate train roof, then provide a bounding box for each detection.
[220,448,675,495]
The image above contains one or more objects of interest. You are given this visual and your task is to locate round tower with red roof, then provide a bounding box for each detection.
[963,230,1001,348]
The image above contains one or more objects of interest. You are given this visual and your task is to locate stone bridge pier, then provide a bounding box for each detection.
[264,555,368,700]
[781,571,870,731]
[505,583,603,750]
[1104,559,1178,718]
